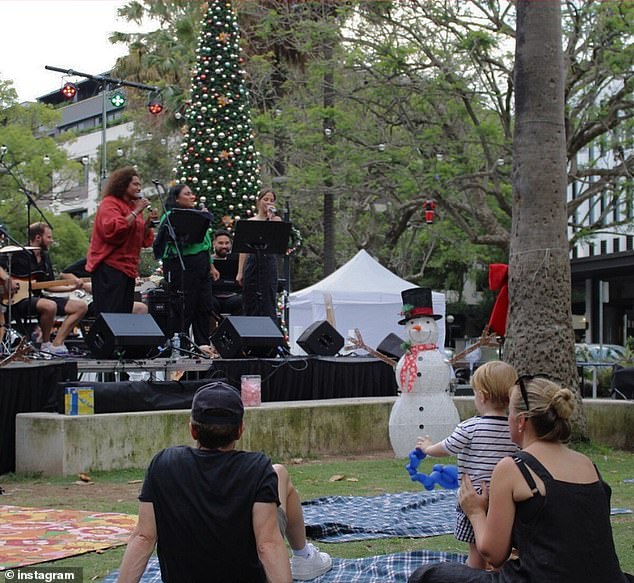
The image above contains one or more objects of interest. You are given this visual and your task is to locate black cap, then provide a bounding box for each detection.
[191,381,244,425]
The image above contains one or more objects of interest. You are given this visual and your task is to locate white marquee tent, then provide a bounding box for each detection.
[288,250,445,355]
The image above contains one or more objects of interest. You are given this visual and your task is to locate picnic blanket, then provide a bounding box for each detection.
[0,505,137,570]
[302,490,457,542]
[103,550,467,583]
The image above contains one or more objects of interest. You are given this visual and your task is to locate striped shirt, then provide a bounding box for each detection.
[442,415,519,485]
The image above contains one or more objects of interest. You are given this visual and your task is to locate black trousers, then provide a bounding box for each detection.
[91,263,135,315]
[211,293,243,318]
[165,252,213,346]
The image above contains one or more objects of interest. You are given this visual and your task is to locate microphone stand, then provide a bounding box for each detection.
[0,227,29,354]
[153,182,187,355]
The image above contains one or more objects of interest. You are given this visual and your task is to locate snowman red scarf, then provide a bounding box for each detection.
[400,343,437,393]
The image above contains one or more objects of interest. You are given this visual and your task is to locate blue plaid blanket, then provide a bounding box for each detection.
[103,550,466,583]
[302,490,457,542]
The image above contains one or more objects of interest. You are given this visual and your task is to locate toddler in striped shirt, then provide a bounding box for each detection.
[416,360,519,569]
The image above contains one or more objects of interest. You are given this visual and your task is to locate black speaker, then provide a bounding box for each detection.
[210,316,284,358]
[86,313,166,359]
[297,320,344,356]
[377,333,405,360]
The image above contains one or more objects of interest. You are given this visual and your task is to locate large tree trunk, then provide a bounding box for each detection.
[322,42,336,276]
[504,1,586,438]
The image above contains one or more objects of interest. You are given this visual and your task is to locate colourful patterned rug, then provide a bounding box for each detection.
[0,505,137,570]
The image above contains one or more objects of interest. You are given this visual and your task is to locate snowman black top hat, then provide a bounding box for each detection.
[399,287,442,324]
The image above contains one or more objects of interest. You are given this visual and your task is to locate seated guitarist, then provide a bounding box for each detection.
[0,222,87,355]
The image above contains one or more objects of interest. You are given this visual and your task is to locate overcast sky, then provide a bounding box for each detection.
[0,0,154,102]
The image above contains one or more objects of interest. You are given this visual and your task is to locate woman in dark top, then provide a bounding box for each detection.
[236,188,282,319]
[409,376,633,583]
[153,184,213,347]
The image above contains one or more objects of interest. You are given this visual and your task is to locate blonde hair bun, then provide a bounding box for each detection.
[549,387,575,420]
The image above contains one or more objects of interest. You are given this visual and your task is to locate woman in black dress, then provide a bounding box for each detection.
[236,188,281,318]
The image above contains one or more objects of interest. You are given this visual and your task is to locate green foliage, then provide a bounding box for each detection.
[0,80,83,248]
[47,214,89,272]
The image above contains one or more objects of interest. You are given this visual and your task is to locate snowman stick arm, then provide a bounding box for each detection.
[346,328,397,369]
[449,326,498,365]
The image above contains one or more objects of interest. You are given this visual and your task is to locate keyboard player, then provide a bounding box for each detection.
[211,229,242,320]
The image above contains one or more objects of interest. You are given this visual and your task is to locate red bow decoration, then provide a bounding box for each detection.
[488,263,508,336]
[399,343,437,393]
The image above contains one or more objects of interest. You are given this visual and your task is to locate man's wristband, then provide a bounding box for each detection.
[131,210,138,218]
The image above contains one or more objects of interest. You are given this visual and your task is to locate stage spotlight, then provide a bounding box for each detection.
[110,91,127,109]
[147,91,163,115]
[61,82,78,100]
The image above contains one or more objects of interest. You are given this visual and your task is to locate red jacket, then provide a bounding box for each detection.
[87,196,154,279]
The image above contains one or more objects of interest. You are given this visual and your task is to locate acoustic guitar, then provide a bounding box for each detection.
[1,276,90,306]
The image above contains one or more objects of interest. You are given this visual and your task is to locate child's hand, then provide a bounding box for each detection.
[416,435,433,453]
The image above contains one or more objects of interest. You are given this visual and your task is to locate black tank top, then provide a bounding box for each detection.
[499,450,627,583]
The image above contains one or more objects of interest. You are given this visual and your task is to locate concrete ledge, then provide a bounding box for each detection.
[453,397,634,451]
[15,396,633,476]
[16,397,396,476]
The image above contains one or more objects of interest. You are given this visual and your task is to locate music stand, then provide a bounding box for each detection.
[233,220,291,318]
[170,209,211,245]
[232,220,291,255]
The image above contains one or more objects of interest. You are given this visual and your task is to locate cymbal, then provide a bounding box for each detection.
[0,245,39,253]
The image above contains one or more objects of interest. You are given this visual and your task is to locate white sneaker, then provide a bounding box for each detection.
[43,342,69,355]
[290,543,332,581]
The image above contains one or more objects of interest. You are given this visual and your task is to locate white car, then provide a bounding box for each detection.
[575,343,626,363]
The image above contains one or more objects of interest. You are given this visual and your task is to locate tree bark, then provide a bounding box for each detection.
[504,0,586,438]
[323,41,336,276]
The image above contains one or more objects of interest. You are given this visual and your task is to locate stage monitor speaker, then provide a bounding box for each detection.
[377,333,405,360]
[86,313,166,359]
[211,316,284,358]
[297,320,344,357]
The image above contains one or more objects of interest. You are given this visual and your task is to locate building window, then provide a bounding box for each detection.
[68,209,87,221]
[613,238,620,253]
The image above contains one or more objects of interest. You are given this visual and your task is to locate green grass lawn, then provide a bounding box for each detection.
[1,443,632,580]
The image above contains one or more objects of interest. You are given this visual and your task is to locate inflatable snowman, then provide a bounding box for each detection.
[389,287,460,458]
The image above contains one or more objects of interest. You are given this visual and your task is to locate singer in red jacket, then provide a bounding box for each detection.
[87,167,157,315]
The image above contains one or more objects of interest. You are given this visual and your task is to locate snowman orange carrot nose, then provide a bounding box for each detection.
[412,324,422,331]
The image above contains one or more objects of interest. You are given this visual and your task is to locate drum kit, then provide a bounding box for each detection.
[0,244,40,362]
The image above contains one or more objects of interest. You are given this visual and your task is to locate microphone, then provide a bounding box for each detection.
[268,206,278,217]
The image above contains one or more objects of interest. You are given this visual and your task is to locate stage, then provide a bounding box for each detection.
[0,355,398,474]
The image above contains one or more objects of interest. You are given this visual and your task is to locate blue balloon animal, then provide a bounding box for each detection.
[406,448,459,491]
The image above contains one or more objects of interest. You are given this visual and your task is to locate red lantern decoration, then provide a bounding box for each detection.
[424,200,437,224]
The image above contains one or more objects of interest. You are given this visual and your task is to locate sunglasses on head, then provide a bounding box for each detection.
[515,373,551,411]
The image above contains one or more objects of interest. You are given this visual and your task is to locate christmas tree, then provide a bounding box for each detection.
[176,0,261,228]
